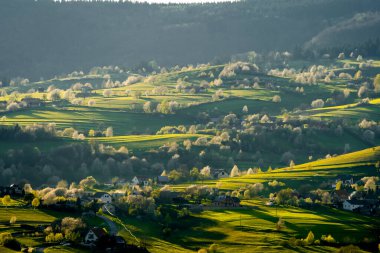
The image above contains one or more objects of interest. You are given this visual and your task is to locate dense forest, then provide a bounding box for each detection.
[1,0,380,80]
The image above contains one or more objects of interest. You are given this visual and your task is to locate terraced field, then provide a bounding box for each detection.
[173,146,380,191]
[89,133,210,151]
[113,198,379,253]
[1,107,195,135]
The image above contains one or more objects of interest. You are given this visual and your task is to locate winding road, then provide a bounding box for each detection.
[97,214,117,235]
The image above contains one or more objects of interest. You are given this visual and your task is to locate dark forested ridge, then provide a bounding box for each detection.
[1,0,380,79]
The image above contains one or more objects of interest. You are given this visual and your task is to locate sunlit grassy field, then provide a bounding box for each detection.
[172,146,380,191]
[89,133,210,151]
[1,106,195,135]
[113,198,378,253]
[1,60,366,136]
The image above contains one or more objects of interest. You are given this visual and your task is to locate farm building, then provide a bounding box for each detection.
[213,195,241,207]
[21,97,43,107]
[213,169,229,179]
[157,175,169,184]
[343,200,365,211]
[132,176,150,186]
[93,192,112,204]
[84,227,107,244]
[0,184,25,197]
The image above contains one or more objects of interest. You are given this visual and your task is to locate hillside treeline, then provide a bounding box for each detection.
[1,0,380,79]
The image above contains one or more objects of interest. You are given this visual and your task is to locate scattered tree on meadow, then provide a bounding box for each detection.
[63,89,75,100]
[32,198,40,209]
[2,195,11,208]
[9,216,17,225]
[190,167,200,180]
[272,95,281,103]
[230,165,240,177]
[48,89,61,101]
[311,99,324,108]
[143,101,153,113]
[6,102,20,111]
[305,231,315,245]
[353,70,362,80]
[200,166,211,179]
[79,176,97,188]
[343,88,350,98]
[276,217,285,231]
[102,89,113,97]
[87,99,96,106]
[357,86,367,98]
[105,126,113,137]
[374,74,380,93]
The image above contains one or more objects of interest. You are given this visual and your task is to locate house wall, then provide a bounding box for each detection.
[85,231,97,243]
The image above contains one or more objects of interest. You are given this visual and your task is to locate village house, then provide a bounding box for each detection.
[132,176,150,187]
[157,175,169,184]
[84,227,107,244]
[0,101,7,109]
[21,97,43,108]
[111,190,125,199]
[212,195,241,207]
[332,189,350,204]
[0,184,25,197]
[93,192,112,204]
[343,199,365,211]
[332,175,354,188]
[213,169,229,179]
[348,191,365,200]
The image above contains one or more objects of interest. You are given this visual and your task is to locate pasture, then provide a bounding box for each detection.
[111,199,379,253]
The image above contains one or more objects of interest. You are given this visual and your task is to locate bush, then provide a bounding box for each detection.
[209,243,219,253]
[3,238,21,251]
[9,216,17,225]
[0,233,21,251]
[321,234,336,244]
[305,231,314,245]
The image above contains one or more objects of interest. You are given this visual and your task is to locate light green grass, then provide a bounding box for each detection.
[89,133,210,150]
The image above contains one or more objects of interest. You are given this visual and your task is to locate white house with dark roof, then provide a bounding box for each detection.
[132,176,150,186]
[84,227,107,244]
[343,199,365,211]
[213,169,229,179]
[93,192,112,204]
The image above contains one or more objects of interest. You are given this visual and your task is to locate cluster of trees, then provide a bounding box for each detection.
[44,217,85,243]
[0,232,21,251]
[0,124,56,141]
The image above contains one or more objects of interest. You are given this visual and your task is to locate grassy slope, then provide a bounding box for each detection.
[89,133,210,151]
[1,106,195,135]
[173,146,380,191]
[115,147,380,252]
[114,199,378,253]
[0,147,378,252]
